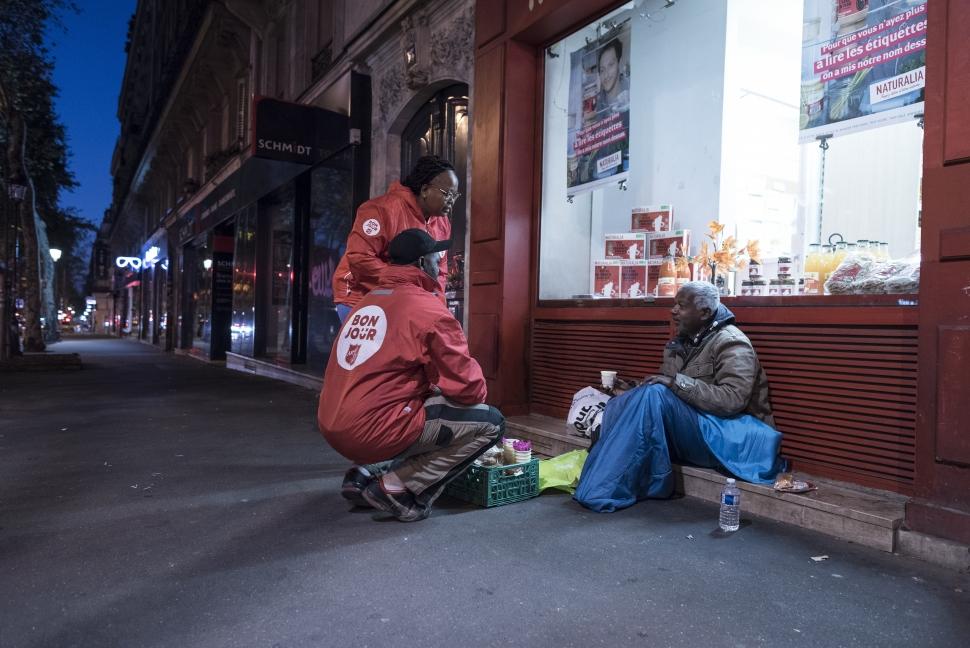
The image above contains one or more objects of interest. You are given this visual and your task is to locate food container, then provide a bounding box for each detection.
[740,280,754,296]
[751,279,768,296]
[747,261,762,280]
[777,255,794,275]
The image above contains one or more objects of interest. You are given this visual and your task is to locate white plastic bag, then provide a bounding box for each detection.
[567,386,611,438]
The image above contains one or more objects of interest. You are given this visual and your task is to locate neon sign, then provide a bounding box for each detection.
[116,247,165,270]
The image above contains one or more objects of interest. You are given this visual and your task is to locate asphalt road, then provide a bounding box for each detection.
[1,339,967,648]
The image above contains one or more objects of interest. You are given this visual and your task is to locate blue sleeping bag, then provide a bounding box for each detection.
[574,384,783,512]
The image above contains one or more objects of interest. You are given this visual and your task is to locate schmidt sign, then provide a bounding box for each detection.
[252,96,349,165]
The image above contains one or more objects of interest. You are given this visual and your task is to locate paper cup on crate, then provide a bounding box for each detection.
[503,438,518,463]
[600,370,617,389]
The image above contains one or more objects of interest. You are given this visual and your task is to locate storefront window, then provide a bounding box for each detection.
[231,205,257,356]
[539,0,925,301]
[260,184,295,362]
[306,151,353,374]
[191,236,213,349]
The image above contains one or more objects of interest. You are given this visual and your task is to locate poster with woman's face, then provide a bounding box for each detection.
[567,12,632,195]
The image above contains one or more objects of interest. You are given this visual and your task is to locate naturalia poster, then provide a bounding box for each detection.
[800,0,926,143]
[566,10,632,195]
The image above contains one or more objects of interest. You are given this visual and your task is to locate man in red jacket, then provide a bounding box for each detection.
[332,156,457,321]
[318,229,504,522]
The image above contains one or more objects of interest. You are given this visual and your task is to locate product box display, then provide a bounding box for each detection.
[631,205,673,233]
[619,261,647,298]
[604,233,647,260]
[592,260,623,298]
[647,229,691,260]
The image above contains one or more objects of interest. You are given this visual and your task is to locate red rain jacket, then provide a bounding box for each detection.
[332,182,450,308]
[317,264,486,463]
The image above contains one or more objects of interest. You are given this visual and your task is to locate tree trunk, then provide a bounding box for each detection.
[5,109,45,351]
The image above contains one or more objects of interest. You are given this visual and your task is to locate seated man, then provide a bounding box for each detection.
[575,281,784,512]
[317,229,504,522]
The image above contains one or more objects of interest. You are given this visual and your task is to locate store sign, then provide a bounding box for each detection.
[252,96,349,165]
[116,247,161,270]
[799,0,927,143]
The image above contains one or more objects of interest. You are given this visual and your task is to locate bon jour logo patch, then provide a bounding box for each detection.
[336,306,387,370]
[362,218,381,236]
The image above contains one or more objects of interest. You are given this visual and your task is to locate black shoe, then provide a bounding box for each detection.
[341,466,373,507]
[361,480,428,522]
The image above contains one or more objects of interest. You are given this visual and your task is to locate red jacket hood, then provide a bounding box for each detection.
[378,264,442,294]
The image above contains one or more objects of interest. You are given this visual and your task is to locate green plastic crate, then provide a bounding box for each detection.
[445,459,540,507]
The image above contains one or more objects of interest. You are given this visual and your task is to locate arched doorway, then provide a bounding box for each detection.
[401,83,469,324]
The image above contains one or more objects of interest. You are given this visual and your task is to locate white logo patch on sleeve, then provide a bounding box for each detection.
[336,305,387,370]
[362,218,381,236]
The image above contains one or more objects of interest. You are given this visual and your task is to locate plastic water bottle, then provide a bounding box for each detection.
[719,478,741,532]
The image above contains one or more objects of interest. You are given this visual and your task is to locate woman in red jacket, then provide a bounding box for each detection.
[332,156,458,322]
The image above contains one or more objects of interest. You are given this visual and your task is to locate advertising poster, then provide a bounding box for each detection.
[567,12,632,195]
[800,0,927,143]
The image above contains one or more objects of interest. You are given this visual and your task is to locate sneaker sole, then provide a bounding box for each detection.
[340,486,368,507]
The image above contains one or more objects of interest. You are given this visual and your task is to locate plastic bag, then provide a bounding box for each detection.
[825,253,920,295]
[567,386,611,438]
[884,256,920,294]
[825,254,875,294]
[538,449,589,494]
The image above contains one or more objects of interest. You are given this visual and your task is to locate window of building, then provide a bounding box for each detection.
[539,0,925,301]
[259,183,295,362]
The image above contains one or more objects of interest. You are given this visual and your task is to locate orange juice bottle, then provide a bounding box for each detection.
[658,255,677,297]
[804,243,821,294]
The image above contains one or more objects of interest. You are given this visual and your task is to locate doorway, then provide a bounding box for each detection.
[401,83,469,323]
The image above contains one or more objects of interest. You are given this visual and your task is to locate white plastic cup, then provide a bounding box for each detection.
[514,450,532,464]
[600,371,617,389]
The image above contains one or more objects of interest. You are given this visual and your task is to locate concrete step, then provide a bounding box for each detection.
[506,413,906,553]
[225,352,322,391]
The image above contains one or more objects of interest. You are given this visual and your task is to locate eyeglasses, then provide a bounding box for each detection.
[433,187,461,202]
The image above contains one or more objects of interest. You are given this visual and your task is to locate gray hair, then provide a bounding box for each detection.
[678,281,720,313]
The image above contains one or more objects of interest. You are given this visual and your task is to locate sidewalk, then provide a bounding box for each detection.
[0,339,967,647]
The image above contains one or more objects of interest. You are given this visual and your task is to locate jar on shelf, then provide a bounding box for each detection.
[747,261,762,281]
[751,279,768,296]
[878,242,890,260]
[768,279,782,296]
[779,277,795,296]
[777,255,794,275]
[740,280,753,296]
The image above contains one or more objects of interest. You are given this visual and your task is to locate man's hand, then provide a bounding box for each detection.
[644,374,673,388]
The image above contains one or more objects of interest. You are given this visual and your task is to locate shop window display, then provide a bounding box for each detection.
[539,0,925,301]
[260,184,295,362]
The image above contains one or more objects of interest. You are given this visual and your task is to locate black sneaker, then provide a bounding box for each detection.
[340,466,373,507]
[361,480,428,522]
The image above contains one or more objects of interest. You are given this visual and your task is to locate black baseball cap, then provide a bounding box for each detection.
[388,228,451,265]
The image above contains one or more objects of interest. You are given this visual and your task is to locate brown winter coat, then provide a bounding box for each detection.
[660,306,775,427]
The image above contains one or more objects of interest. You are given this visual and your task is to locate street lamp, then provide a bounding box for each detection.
[49,248,62,332]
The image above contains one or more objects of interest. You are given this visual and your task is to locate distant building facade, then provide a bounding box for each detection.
[98,0,474,382]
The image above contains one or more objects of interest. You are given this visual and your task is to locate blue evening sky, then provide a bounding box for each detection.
[50,1,137,227]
